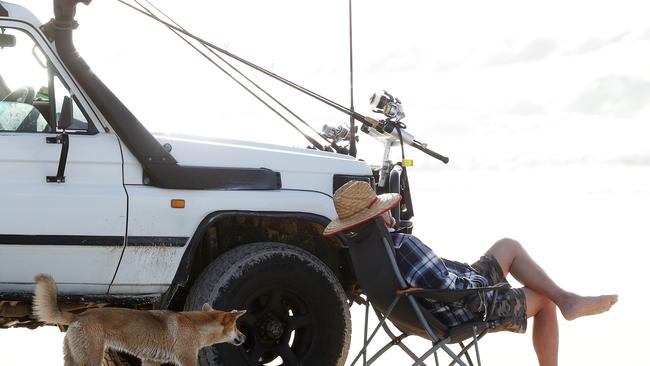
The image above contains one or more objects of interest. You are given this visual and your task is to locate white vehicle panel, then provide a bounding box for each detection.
[0,133,126,293]
[121,141,144,185]
[155,135,371,194]
[0,246,122,294]
[109,188,337,294]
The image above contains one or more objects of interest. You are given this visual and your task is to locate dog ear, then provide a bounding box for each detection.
[234,310,247,319]
[202,303,213,312]
[221,312,235,325]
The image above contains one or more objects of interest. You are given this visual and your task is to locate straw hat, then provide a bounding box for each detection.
[323,180,401,236]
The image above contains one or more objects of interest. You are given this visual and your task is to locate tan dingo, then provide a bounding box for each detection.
[33,274,246,366]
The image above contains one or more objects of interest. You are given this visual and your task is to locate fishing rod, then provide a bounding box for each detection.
[132,0,348,154]
[116,1,379,124]
[116,0,448,164]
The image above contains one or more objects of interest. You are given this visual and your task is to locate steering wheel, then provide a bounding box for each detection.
[16,107,47,132]
[1,86,35,104]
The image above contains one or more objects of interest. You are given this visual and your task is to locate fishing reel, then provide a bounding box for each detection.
[322,124,350,143]
[322,124,359,145]
[362,90,411,146]
[369,90,405,122]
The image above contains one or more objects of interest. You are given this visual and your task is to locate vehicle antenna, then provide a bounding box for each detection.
[348,0,357,157]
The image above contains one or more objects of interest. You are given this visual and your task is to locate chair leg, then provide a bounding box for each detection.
[350,300,370,366]
[447,329,488,366]
[472,326,481,366]
[410,342,445,366]
[433,348,439,366]
[367,333,411,365]
[458,342,474,366]
[363,300,370,366]
[372,307,424,365]
[349,296,401,366]
[398,341,426,365]
[441,343,469,366]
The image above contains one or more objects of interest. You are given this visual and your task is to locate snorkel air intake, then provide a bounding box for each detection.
[46,0,280,190]
[49,0,175,165]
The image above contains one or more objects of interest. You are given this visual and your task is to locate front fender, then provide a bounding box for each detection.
[109,188,338,296]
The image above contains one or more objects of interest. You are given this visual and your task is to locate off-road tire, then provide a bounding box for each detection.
[185,242,351,366]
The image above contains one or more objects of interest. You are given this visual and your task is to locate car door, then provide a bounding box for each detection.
[0,21,127,294]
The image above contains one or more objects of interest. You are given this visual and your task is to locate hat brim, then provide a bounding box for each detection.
[323,193,401,236]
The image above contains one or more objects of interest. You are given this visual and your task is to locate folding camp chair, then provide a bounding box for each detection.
[344,217,507,366]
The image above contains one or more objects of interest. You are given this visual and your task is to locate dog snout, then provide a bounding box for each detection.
[233,334,246,346]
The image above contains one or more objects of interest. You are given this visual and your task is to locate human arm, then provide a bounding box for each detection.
[393,234,484,290]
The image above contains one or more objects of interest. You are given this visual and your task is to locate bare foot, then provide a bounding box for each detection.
[559,294,618,321]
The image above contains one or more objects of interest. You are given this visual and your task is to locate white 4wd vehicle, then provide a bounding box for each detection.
[0,1,445,365]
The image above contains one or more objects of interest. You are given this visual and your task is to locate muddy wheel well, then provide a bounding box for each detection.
[166,213,355,310]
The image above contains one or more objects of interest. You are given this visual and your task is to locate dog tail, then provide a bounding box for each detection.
[33,274,76,325]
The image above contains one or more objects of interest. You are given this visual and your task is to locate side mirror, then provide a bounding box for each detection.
[0,34,16,48]
[58,96,73,130]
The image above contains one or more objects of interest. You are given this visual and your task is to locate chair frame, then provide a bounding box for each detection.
[345,218,505,366]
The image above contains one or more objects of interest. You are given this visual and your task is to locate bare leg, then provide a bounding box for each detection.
[486,238,617,320]
[525,288,558,366]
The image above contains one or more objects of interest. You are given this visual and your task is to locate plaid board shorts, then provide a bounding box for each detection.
[471,254,527,333]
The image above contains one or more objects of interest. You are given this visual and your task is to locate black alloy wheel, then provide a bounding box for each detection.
[239,287,312,364]
[185,242,351,366]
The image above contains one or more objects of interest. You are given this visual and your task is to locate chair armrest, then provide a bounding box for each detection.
[397,283,506,303]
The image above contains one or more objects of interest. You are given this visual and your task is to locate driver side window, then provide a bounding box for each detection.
[0,27,90,133]
[0,28,48,132]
